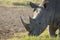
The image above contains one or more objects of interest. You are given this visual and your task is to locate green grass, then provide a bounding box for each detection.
[7,27,60,40]
[0,0,42,6]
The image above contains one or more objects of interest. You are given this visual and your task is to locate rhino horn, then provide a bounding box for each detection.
[20,16,30,31]
[29,16,35,23]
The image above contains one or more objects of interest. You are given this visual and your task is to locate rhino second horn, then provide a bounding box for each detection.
[29,16,35,23]
[20,16,30,31]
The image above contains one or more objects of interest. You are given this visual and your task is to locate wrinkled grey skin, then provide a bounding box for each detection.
[20,0,60,37]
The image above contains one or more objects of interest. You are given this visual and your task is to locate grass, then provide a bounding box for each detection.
[7,27,60,40]
[0,0,42,6]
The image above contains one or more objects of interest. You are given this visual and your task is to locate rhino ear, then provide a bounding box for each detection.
[30,2,39,8]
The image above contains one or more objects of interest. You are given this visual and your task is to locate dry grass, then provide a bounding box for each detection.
[7,27,60,40]
[0,0,42,6]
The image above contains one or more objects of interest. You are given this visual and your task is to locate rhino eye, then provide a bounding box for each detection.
[39,22,41,24]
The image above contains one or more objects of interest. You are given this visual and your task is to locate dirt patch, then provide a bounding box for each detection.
[0,6,33,39]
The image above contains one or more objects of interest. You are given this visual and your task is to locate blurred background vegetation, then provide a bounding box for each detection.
[0,0,43,6]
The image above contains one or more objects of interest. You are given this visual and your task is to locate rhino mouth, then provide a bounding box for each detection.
[28,31,40,36]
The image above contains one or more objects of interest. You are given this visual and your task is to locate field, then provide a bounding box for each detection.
[7,27,60,40]
[0,0,42,6]
[0,0,60,40]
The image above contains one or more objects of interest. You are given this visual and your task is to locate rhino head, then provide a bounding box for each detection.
[20,2,50,36]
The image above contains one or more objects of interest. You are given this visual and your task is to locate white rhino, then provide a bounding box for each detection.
[20,0,60,37]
